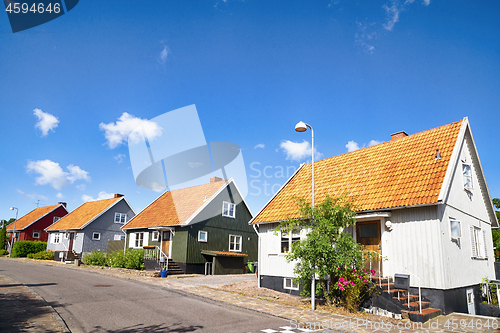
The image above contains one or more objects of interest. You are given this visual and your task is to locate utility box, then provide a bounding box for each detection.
[394,274,410,290]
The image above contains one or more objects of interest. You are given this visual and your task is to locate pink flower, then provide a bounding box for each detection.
[363,280,368,283]
[339,285,344,291]
[370,269,376,275]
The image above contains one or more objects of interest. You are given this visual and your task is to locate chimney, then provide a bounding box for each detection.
[114,194,124,198]
[391,131,408,141]
[210,176,222,183]
[58,202,67,208]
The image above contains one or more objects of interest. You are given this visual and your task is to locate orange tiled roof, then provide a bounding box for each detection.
[201,250,248,257]
[252,120,463,224]
[7,204,61,231]
[46,197,122,231]
[122,180,228,229]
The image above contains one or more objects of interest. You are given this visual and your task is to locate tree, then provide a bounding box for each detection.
[0,224,6,251]
[278,195,374,310]
[492,198,500,261]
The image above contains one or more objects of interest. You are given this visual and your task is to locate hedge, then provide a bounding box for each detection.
[10,240,47,258]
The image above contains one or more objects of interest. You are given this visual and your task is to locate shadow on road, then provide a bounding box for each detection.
[89,323,204,332]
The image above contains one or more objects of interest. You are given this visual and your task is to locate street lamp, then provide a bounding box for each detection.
[295,121,315,311]
[9,207,18,258]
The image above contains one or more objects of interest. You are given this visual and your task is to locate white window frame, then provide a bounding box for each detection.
[135,232,144,248]
[198,230,208,242]
[114,213,127,224]
[32,231,40,239]
[281,230,301,254]
[229,234,242,252]
[53,216,61,223]
[222,201,236,218]
[152,231,159,242]
[463,163,473,190]
[92,232,101,241]
[283,277,299,290]
[52,233,60,244]
[449,219,461,239]
[470,226,488,259]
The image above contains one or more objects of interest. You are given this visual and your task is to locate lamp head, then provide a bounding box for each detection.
[10,207,14,211]
[295,121,307,132]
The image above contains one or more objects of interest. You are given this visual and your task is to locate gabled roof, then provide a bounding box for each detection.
[7,204,67,231]
[122,179,235,230]
[251,119,464,224]
[46,197,122,231]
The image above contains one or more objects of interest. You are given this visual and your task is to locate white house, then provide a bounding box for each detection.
[250,118,498,315]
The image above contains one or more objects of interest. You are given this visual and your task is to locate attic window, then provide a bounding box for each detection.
[53,216,61,223]
[115,213,127,224]
[463,163,473,190]
[222,201,236,218]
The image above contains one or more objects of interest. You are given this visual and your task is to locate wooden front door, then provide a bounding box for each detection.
[68,232,75,252]
[356,221,382,274]
[162,231,170,257]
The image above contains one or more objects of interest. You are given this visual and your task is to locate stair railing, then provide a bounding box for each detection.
[144,246,169,271]
[390,263,423,314]
[364,250,388,292]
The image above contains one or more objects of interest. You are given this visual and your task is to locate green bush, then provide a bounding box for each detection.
[27,250,54,260]
[107,250,126,268]
[81,250,107,266]
[11,241,47,258]
[0,249,8,256]
[123,249,144,270]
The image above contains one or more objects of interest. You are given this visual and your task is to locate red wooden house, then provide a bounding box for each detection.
[7,203,68,243]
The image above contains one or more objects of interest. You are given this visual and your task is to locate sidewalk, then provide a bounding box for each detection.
[2,257,500,333]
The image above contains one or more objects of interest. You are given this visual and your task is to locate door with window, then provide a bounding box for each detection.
[356,221,382,274]
[467,288,475,315]
[68,232,75,252]
[162,231,170,257]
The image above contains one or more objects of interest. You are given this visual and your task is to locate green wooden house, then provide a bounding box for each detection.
[122,177,256,274]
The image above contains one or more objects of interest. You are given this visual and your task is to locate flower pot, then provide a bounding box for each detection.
[160,269,168,278]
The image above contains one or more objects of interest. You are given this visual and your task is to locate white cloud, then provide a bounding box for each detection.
[368,140,381,146]
[383,2,400,31]
[16,189,48,201]
[81,191,114,202]
[114,154,126,164]
[33,108,59,136]
[254,144,265,149]
[158,44,170,66]
[422,0,430,5]
[56,193,64,200]
[346,141,360,152]
[99,112,162,149]
[26,160,91,190]
[280,140,322,161]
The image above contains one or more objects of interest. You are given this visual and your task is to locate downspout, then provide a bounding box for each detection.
[122,229,127,254]
[253,223,261,288]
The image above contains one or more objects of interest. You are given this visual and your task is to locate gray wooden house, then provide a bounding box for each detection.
[46,194,135,261]
[122,177,256,274]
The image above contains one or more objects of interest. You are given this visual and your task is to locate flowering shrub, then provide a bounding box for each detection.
[331,266,377,312]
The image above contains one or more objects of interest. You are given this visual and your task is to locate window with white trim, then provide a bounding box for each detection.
[114,234,125,241]
[32,231,40,239]
[222,201,236,218]
[152,231,159,242]
[463,163,473,190]
[114,213,127,224]
[135,232,144,248]
[92,232,101,241]
[281,231,300,253]
[53,216,61,223]
[229,234,242,252]
[284,278,299,290]
[52,233,60,244]
[198,230,208,242]
[450,219,461,239]
[470,226,488,259]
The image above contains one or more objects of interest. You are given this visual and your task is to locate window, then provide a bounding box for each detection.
[450,220,461,239]
[135,232,144,248]
[32,231,40,239]
[283,278,299,290]
[52,233,60,244]
[92,232,101,241]
[198,231,208,242]
[152,231,159,242]
[222,201,236,218]
[114,234,125,241]
[115,213,127,224]
[470,226,488,259]
[281,231,300,253]
[463,163,473,190]
[53,216,61,223]
[229,234,242,252]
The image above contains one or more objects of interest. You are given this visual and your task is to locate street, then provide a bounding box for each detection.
[0,260,290,333]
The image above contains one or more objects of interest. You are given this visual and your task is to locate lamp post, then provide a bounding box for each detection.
[9,207,18,258]
[295,121,315,311]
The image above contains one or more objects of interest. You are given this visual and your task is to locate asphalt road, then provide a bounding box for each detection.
[0,260,289,333]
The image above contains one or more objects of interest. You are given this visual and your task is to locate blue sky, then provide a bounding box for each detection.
[1,0,499,220]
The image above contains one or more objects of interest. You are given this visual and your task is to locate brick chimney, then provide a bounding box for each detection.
[58,202,67,208]
[114,194,124,198]
[391,131,408,141]
[210,176,223,183]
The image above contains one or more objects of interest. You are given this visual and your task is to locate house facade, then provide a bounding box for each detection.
[251,118,498,315]
[7,203,68,244]
[122,177,257,274]
[46,194,135,260]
